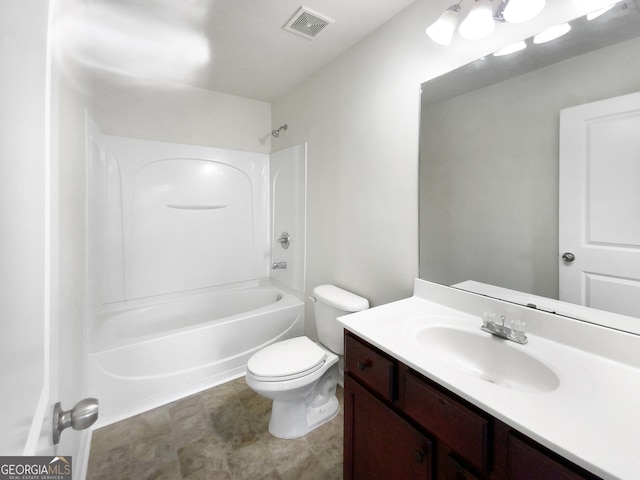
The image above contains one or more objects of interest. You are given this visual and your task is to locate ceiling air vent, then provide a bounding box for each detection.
[283,7,334,40]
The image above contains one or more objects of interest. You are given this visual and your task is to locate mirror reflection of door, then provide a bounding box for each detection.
[559,91,640,317]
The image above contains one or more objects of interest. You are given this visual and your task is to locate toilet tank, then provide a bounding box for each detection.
[312,285,369,354]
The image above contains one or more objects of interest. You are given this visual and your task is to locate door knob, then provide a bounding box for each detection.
[53,398,99,444]
[561,252,575,263]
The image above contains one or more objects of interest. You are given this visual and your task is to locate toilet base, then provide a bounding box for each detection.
[269,393,339,439]
[267,367,341,439]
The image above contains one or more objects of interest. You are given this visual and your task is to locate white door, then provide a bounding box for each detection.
[0,0,55,456]
[559,91,640,317]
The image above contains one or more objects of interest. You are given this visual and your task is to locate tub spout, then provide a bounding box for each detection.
[272,262,287,269]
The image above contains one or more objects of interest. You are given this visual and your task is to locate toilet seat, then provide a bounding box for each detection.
[247,337,328,382]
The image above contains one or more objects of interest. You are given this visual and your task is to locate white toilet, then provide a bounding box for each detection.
[245,285,369,439]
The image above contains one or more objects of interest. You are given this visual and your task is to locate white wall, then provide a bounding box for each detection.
[89,81,272,154]
[270,0,615,335]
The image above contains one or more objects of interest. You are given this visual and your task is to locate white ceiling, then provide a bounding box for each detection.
[196,0,419,101]
[76,0,417,102]
[65,0,617,103]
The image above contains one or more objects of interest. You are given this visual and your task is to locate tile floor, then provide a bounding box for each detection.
[86,378,343,480]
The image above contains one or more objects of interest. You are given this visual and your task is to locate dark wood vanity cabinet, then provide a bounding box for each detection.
[345,377,434,479]
[343,331,602,480]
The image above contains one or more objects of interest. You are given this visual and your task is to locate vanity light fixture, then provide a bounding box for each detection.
[533,23,571,44]
[426,0,547,45]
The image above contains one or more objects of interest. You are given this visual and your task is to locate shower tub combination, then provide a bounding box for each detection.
[86,130,307,425]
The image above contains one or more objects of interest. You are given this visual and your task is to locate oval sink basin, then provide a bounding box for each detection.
[415,326,560,393]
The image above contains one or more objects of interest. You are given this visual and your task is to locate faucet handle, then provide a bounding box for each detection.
[483,311,497,327]
[510,318,527,343]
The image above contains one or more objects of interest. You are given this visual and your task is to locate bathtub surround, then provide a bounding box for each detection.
[88,128,306,302]
[86,378,343,480]
[269,144,307,295]
[89,133,271,302]
[87,120,307,425]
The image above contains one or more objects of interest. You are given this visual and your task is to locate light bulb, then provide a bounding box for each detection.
[503,0,545,23]
[459,0,495,40]
[426,5,461,46]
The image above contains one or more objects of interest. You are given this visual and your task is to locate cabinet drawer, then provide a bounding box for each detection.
[404,371,490,473]
[345,332,395,401]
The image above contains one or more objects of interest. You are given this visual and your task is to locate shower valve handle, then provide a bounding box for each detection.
[277,232,291,249]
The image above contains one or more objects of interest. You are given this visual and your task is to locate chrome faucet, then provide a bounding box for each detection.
[272,261,287,269]
[481,312,527,344]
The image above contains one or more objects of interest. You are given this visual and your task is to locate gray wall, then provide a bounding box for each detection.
[420,36,640,299]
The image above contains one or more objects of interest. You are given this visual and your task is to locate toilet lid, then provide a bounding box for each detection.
[248,337,327,380]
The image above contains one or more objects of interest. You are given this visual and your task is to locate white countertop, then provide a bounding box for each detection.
[338,279,640,480]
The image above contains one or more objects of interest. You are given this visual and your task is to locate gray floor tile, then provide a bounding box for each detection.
[86,378,343,480]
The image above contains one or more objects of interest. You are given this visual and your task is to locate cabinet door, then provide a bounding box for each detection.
[445,456,481,480]
[508,434,600,480]
[345,376,433,480]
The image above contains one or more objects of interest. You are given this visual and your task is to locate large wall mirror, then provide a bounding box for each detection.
[419,0,640,329]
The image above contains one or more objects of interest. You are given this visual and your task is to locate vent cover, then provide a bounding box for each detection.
[283,7,334,40]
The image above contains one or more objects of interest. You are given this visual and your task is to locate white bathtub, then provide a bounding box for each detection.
[88,282,304,426]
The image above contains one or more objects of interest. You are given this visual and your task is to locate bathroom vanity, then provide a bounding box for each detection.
[338,279,640,480]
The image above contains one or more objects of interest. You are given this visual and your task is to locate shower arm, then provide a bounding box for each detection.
[272,124,288,138]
